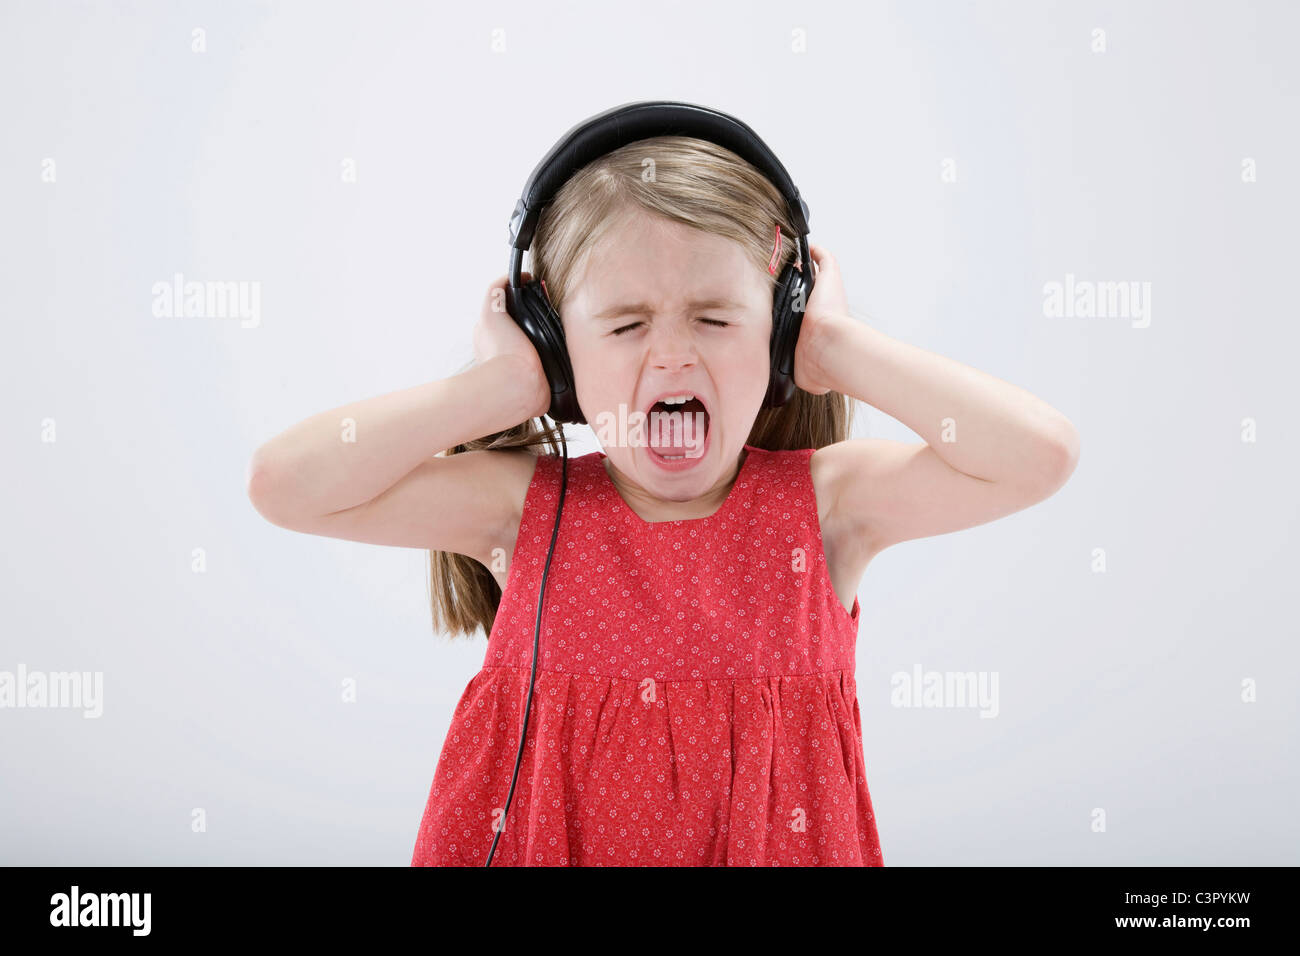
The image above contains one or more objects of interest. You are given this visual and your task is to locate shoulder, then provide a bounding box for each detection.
[745,443,850,529]
[808,440,885,556]
[807,443,842,508]
[807,440,886,510]
[513,448,606,505]
[801,442,886,605]
[468,447,548,588]
[749,445,841,515]
[440,447,542,569]
[525,449,601,480]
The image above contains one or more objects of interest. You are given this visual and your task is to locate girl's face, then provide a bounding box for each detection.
[561,212,772,505]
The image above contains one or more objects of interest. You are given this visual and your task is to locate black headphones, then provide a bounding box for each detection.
[486,101,812,866]
[504,99,815,425]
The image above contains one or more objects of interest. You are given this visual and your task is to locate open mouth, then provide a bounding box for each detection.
[643,392,710,461]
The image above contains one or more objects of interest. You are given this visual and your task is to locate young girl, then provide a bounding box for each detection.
[247,135,1079,867]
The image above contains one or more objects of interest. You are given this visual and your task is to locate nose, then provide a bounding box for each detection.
[646,322,698,372]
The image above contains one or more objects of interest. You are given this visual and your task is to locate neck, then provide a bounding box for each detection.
[603,448,748,522]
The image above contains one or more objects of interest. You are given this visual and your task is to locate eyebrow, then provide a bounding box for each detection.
[591,297,745,320]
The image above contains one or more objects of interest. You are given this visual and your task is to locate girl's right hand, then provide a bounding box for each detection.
[473,272,552,420]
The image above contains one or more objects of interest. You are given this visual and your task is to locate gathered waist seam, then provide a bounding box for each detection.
[474,662,857,684]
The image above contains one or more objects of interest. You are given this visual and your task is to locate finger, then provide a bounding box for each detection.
[805,245,821,275]
[817,248,838,278]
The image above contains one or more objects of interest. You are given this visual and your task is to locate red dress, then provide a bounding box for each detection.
[410,443,884,866]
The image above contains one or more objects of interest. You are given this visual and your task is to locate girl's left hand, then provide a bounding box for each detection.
[792,244,854,395]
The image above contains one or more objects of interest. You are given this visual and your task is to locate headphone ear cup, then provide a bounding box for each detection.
[511,280,585,424]
[764,263,806,408]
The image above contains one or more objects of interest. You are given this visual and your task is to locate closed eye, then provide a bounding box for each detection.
[610,318,731,336]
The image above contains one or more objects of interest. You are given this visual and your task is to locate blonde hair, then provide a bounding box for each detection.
[429,135,853,639]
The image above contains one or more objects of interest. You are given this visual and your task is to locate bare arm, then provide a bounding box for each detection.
[246,275,553,562]
[798,246,1080,556]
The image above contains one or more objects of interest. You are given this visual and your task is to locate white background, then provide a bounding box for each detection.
[2,0,1296,864]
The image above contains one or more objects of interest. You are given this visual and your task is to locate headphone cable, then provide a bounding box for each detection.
[484,421,568,866]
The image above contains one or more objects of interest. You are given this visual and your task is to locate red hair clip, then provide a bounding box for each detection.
[767,224,782,275]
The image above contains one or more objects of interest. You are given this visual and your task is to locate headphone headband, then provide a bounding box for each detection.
[507,100,811,259]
